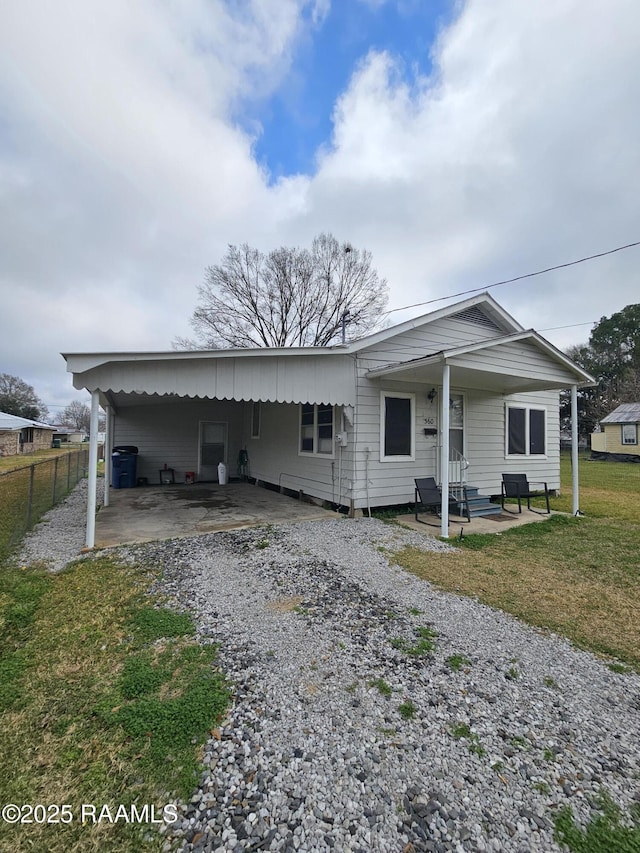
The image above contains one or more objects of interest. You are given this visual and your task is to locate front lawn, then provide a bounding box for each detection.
[0,554,229,852]
[393,454,640,671]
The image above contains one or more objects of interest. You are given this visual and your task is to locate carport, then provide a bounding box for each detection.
[94,481,339,548]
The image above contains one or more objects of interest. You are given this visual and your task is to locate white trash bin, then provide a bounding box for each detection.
[217,462,227,485]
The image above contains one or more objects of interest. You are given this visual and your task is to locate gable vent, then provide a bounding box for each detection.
[450,306,502,331]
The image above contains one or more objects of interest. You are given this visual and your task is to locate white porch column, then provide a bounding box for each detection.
[85,390,100,549]
[440,363,451,538]
[103,404,111,507]
[571,384,580,515]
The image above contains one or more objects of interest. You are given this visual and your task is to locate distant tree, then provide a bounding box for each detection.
[61,400,105,433]
[589,303,640,372]
[561,303,640,436]
[62,401,91,432]
[0,373,48,420]
[175,233,389,349]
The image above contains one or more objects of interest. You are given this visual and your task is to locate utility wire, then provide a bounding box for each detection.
[382,239,640,317]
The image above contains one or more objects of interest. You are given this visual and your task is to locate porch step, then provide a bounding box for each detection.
[455,487,503,519]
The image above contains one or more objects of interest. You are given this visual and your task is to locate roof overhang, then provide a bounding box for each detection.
[63,349,357,409]
[365,331,597,394]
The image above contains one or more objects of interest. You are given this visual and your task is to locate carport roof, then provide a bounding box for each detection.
[62,348,358,408]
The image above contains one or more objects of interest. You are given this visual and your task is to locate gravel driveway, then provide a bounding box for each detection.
[18,481,640,852]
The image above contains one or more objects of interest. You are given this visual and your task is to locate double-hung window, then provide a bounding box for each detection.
[506,405,546,456]
[300,403,334,456]
[380,392,415,461]
[622,424,638,445]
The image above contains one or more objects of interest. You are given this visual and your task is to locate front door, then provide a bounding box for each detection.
[448,393,465,483]
[199,421,227,481]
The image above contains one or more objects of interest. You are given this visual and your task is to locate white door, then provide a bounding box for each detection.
[199,422,227,481]
[448,394,465,484]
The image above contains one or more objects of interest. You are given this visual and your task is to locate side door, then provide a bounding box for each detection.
[198,421,227,481]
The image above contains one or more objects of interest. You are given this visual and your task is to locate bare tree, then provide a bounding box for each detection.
[62,400,91,432]
[61,400,106,433]
[175,234,389,349]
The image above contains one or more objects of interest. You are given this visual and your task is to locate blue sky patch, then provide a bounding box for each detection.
[248,0,454,180]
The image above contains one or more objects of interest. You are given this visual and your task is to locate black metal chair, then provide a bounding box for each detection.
[501,473,550,514]
[414,477,470,526]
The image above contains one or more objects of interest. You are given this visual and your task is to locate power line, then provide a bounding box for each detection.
[382,239,640,317]
[538,321,595,332]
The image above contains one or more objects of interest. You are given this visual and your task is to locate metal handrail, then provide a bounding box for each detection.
[435,445,469,501]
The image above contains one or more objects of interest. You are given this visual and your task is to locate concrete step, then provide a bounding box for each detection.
[457,491,503,518]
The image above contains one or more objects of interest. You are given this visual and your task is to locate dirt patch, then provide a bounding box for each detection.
[266,595,305,613]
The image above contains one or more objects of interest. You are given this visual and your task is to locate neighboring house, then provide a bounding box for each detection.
[0,412,56,456]
[63,293,595,545]
[49,425,88,443]
[591,403,640,460]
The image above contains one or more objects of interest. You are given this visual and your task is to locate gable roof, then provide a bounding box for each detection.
[62,292,592,404]
[600,403,640,424]
[365,330,596,393]
[0,412,54,432]
[346,292,522,353]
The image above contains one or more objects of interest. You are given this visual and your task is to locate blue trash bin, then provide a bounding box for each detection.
[112,446,138,489]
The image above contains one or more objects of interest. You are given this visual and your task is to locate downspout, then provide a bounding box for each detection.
[440,363,450,537]
[85,390,100,549]
[571,384,580,515]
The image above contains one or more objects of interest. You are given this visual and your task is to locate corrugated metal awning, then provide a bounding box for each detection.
[65,351,357,407]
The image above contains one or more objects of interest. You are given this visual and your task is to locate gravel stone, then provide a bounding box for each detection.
[19,482,640,851]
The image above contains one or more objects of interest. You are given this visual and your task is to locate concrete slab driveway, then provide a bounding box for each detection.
[95,482,339,548]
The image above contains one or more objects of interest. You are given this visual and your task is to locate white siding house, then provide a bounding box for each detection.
[63,293,595,545]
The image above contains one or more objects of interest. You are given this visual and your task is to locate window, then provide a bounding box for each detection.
[20,428,34,444]
[381,392,415,461]
[251,402,261,439]
[622,424,638,445]
[299,403,334,455]
[506,406,546,456]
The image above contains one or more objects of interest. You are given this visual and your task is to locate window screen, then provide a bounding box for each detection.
[529,409,545,454]
[384,396,412,456]
[300,403,315,452]
[508,407,526,455]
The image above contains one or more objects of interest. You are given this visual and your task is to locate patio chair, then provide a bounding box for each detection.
[414,477,470,526]
[501,473,550,515]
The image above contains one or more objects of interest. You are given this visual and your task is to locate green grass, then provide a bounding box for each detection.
[369,677,393,697]
[0,448,89,562]
[450,722,485,757]
[0,553,229,853]
[390,625,438,657]
[394,510,640,671]
[397,701,416,720]
[446,654,471,672]
[554,792,640,852]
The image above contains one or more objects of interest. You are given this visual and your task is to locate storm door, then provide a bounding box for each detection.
[199,421,227,481]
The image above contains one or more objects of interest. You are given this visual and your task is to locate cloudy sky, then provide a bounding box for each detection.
[1,0,639,417]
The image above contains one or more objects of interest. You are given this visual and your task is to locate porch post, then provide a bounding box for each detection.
[440,363,450,538]
[103,404,111,507]
[571,384,580,515]
[86,390,100,549]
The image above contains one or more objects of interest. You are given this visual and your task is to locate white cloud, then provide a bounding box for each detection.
[301,0,640,344]
[1,0,639,408]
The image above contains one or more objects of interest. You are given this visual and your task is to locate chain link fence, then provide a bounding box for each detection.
[0,448,90,563]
